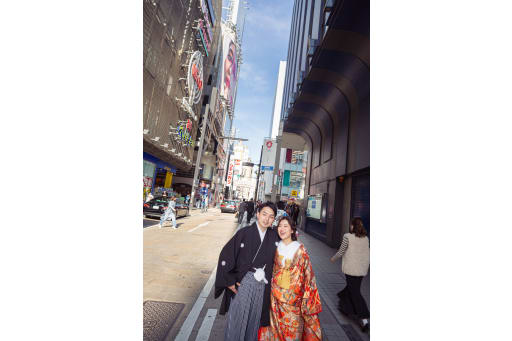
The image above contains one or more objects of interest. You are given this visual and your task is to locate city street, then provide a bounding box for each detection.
[142,1,371,338]
[143,218,159,229]
[143,208,370,341]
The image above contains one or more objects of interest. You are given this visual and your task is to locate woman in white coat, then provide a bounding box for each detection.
[330,217,370,332]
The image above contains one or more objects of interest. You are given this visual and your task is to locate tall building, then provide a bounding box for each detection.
[219,0,249,200]
[143,0,223,201]
[269,61,287,139]
[279,0,369,247]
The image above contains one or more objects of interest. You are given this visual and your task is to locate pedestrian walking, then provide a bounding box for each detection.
[330,217,370,332]
[214,202,279,341]
[159,196,177,229]
[185,193,190,205]
[272,201,287,227]
[201,195,209,213]
[246,198,255,224]
[259,216,322,340]
[238,199,247,224]
[292,203,300,226]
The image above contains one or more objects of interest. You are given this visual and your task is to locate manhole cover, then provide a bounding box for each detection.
[143,301,185,341]
[341,324,364,341]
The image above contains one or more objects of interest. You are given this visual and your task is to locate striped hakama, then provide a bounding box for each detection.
[224,271,266,341]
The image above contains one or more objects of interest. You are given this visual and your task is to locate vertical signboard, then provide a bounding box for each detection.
[226,159,234,186]
[261,139,277,170]
[261,139,277,195]
[187,51,204,105]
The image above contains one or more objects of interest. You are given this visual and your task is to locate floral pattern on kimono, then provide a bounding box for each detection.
[259,243,322,341]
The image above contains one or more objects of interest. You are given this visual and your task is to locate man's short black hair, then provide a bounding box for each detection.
[276,201,286,210]
[257,201,277,216]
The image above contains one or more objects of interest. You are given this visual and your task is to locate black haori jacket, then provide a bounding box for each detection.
[214,222,279,327]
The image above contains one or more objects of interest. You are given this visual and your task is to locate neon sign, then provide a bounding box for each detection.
[176,121,194,146]
[197,20,210,54]
[187,51,203,105]
[192,63,203,91]
[199,0,214,41]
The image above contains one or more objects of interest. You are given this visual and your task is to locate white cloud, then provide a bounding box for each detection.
[245,3,292,41]
[238,61,269,93]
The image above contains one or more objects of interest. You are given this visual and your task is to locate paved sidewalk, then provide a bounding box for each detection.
[299,230,370,341]
[175,220,370,341]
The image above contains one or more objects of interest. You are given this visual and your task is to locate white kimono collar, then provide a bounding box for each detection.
[277,241,301,266]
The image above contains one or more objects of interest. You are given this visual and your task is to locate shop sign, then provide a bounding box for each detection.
[197,20,210,55]
[291,190,298,197]
[143,176,153,188]
[226,161,234,186]
[176,120,194,146]
[187,51,204,105]
[199,0,214,41]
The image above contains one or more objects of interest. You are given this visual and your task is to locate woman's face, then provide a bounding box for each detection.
[223,44,236,91]
[278,220,293,241]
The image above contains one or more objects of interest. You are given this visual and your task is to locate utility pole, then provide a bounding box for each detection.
[189,103,209,211]
[270,135,282,202]
[254,144,263,201]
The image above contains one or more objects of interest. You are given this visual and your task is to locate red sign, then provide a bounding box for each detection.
[226,162,234,186]
[266,140,273,149]
[192,63,203,91]
[186,119,192,131]
[143,176,153,187]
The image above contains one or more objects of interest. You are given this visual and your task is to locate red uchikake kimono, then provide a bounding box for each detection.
[258,242,322,340]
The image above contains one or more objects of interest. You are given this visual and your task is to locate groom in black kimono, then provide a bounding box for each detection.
[215,201,279,340]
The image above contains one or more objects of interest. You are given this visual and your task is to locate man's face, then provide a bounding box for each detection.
[257,206,275,229]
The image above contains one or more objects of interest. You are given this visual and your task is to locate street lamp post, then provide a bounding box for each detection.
[270,136,282,202]
[189,103,209,212]
[254,144,263,201]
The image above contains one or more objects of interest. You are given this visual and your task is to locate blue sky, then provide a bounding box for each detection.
[225,0,294,163]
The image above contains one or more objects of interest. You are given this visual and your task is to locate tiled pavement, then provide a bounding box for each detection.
[173,220,370,341]
[299,230,370,341]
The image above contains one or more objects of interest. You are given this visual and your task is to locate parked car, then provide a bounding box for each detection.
[143,196,189,219]
[220,200,237,213]
[234,200,241,210]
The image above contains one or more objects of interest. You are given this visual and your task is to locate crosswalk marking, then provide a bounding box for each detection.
[189,221,210,233]
[195,309,218,341]
[174,267,217,341]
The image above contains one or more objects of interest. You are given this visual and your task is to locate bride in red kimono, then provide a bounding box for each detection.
[259,216,323,341]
